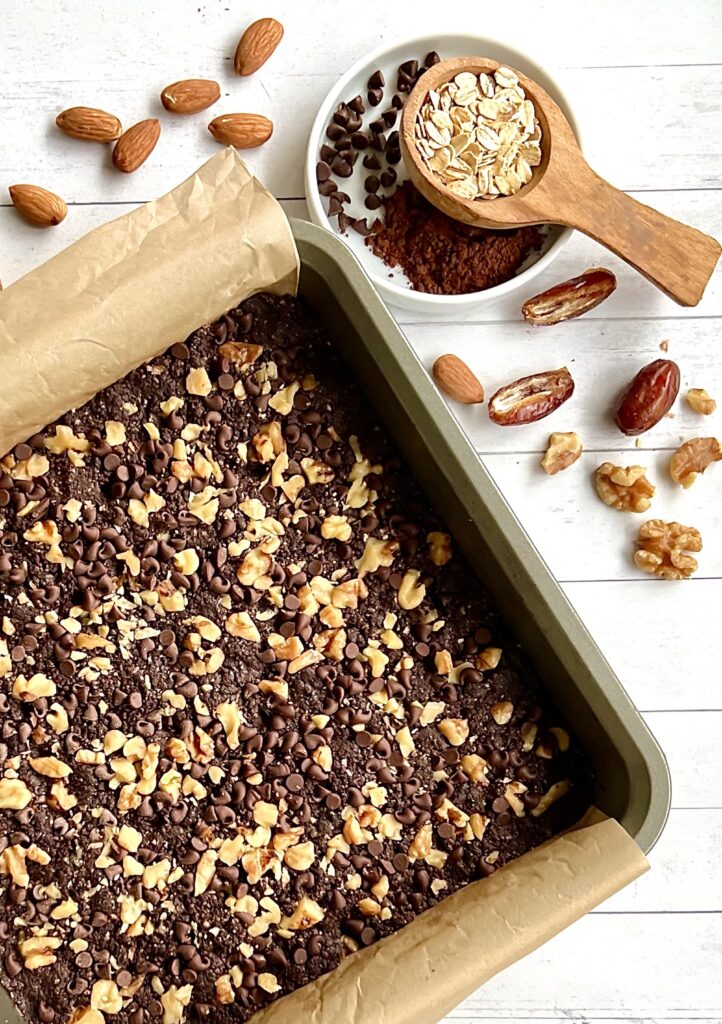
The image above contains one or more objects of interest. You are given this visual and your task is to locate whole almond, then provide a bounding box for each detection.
[9,184,67,227]
[112,119,161,173]
[161,79,221,115]
[234,18,284,76]
[208,113,273,149]
[432,355,484,405]
[56,106,122,142]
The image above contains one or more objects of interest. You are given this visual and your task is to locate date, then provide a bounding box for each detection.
[615,359,680,435]
[522,268,617,326]
[488,367,575,426]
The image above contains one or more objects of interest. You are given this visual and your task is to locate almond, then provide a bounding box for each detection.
[234,18,284,76]
[161,79,221,115]
[112,119,161,173]
[55,106,122,142]
[9,184,67,227]
[208,113,273,149]
[432,355,484,405]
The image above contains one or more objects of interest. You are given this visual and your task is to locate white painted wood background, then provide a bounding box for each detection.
[1,1,721,1021]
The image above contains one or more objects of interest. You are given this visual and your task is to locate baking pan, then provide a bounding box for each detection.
[290,217,671,853]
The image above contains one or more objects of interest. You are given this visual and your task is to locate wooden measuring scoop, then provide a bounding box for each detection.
[400,57,721,307]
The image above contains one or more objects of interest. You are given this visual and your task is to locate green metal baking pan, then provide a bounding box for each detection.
[290,217,670,854]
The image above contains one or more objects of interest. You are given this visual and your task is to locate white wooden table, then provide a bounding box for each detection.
[1,2,721,1021]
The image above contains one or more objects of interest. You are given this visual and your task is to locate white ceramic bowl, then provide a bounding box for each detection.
[305,34,579,313]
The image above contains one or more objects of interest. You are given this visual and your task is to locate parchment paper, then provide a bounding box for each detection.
[0,152,648,1024]
[250,812,647,1024]
[0,147,298,456]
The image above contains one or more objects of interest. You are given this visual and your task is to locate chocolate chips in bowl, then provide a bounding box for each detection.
[306,36,572,310]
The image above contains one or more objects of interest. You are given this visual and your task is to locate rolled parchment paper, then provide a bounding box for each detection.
[251,813,648,1024]
[0,153,648,1024]
[0,148,299,457]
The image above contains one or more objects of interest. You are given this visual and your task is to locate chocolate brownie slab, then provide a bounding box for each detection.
[0,293,591,1024]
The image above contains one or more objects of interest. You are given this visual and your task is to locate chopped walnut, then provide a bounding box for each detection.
[550,726,570,752]
[408,822,432,861]
[187,485,220,524]
[686,388,716,415]
[50,781,77,811]
[173,548,200,575]
[438,718,470,746]
[218,341,262,367]
[160,985,193,1024]
[69,1011,104,1024]
[395,725,415,758]
[460,754,489,784]
[45,425,90,454]
[258,973,281,994]
[186,367,213,396]
[19,934,62,970]
[268,381,299,415]
[595,462,655,512]
[321,514,352,541]
[504,781,528,816]
[427,531,452,566]
[434,650,453,675]
[490,701,513,725]
[12,672,56,702]
[253,800,279,828]
[669,437,722,488]
[104,420,127,446]
[419,701,445,726]
[216,702,243,749]
[397,569,426,610]
[225,611,260,642]
[215,974,235,1005]
[357,897,382,917]
[29,755,71,778]
[311,744,333,771]
[252,422,285,464]
[280,895,325,931]
[314,627,347,662]
[356,537,398,577]
[0,777,33,809]
[288,649,324,674]
[237,548,272,586]
[284,841,315,871]
[634,519,702,580]
[194,850,218,895]
[531,779,572,817]
[476,647,502,671]
[301,457,335,485]
[117,825,142,852]
[541,432,583,475]
[90,979,123,1014]
[259,679,288,700]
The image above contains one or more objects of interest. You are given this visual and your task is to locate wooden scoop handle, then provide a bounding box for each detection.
[560,166,721,307]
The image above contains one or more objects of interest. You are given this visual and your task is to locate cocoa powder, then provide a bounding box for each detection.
[367,181,543,295]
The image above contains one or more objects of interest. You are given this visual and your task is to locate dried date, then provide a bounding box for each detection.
[522,268,616,326]
[615,359,680,436]
[488,367,575,426]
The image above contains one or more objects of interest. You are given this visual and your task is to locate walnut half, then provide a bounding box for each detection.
[595,463,654,512]
[634,520,702,580]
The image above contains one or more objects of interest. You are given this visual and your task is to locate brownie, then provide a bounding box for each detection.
[0,293,592,1024]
